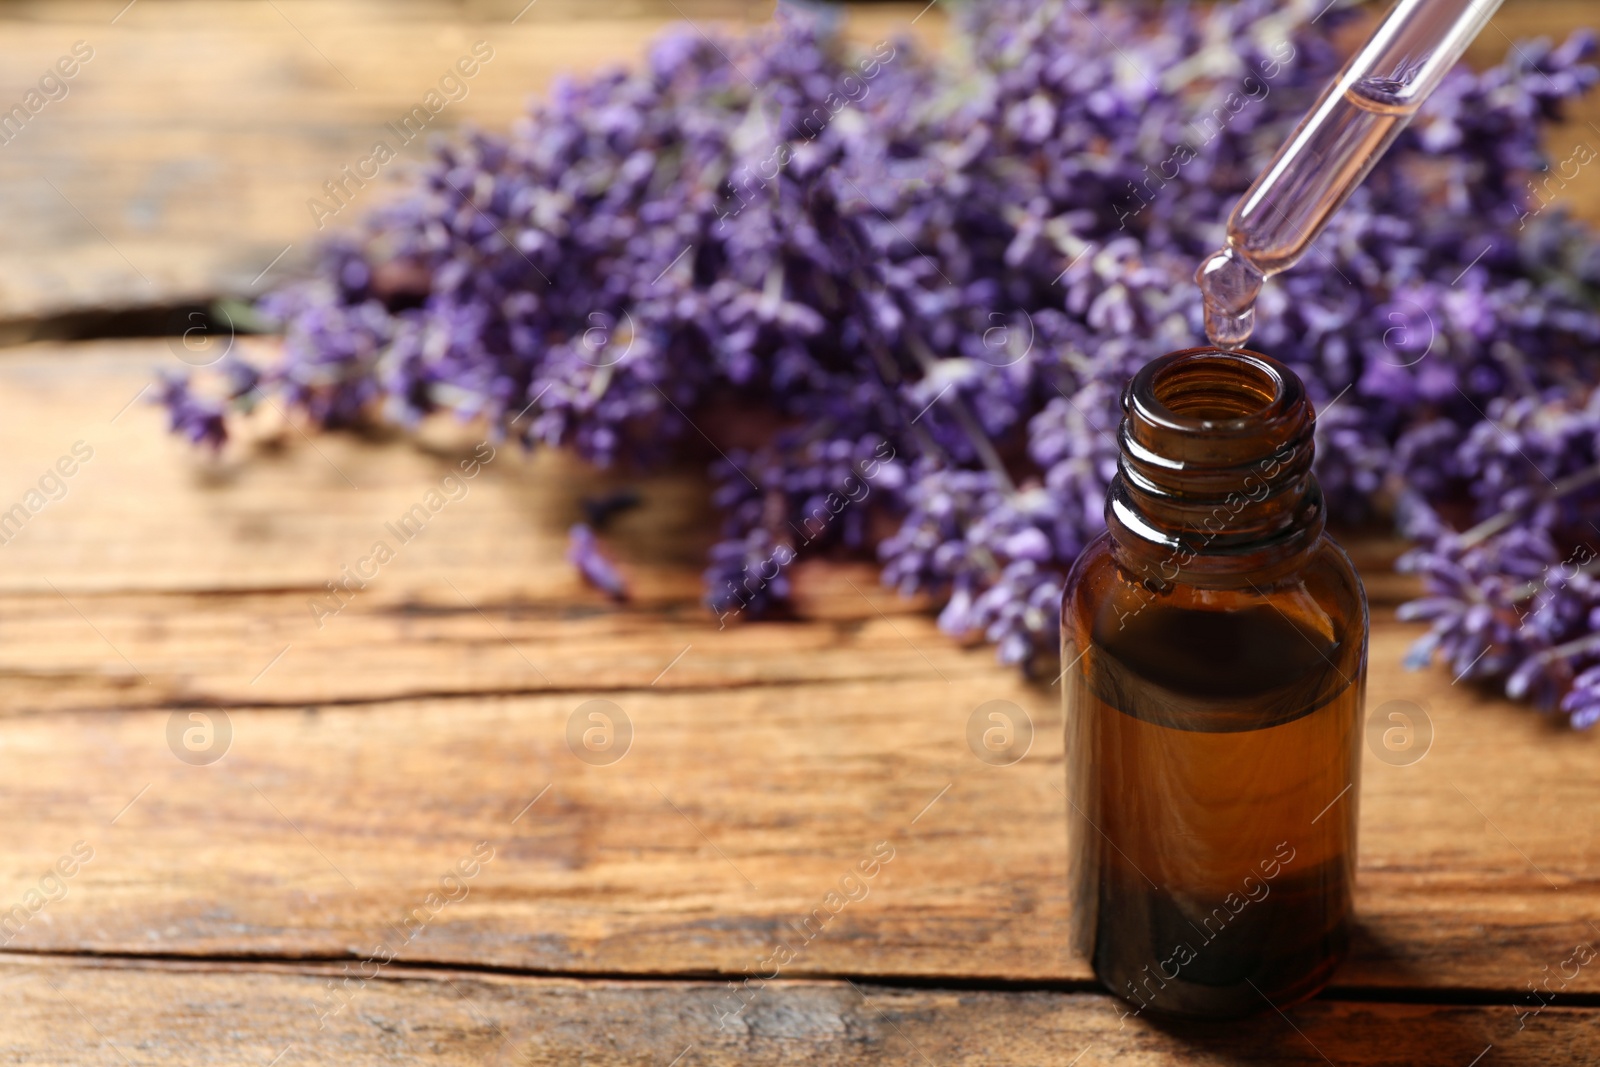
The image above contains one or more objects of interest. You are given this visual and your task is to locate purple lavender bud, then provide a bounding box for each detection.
[568,524,628,600]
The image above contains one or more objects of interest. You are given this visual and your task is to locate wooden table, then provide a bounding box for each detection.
[0,2,1597,1063]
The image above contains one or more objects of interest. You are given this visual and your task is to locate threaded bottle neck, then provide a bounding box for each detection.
[1106,347,1323,587]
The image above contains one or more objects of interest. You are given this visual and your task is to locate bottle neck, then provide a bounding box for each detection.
[1106,347,1324,589]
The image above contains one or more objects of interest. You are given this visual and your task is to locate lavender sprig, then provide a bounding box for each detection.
[162,2,1600,716]
[1397,391,1600,725]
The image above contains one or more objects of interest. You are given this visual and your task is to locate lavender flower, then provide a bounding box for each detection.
[1396,390,1600,725]
[568,523,628,600]
[155,373,228,449]
[160,0,1600,721]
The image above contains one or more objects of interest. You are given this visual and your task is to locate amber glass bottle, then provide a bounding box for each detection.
[1062,347,1366,1019]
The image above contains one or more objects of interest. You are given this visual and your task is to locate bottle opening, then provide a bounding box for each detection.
[1108,347,1322,584]
[1143,349,1287,429]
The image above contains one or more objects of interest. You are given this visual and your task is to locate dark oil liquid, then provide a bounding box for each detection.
[1066,594,1362,1018]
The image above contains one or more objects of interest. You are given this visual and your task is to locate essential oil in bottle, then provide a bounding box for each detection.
[1062,348,1367,1019]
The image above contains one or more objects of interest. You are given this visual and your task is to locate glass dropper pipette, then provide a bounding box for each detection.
[1197,0,1506,348]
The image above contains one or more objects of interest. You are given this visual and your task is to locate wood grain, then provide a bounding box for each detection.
[0,662,1594,994]
[0,4,1596,1059]
[0,0,939,323]
[0,341,1593,1008]
[3,956,1596,1066]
